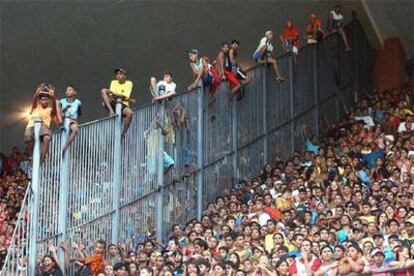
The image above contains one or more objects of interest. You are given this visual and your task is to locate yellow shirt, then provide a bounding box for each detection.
[110,80,133,106]
[27,106,52,128]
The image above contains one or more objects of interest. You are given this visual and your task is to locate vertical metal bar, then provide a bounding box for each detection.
[112,100,122,244]
[262,65,268,164]
[353,20,359,94]
[57,118,70,274]
[196,86,204,219]
[231,94,238,183]
[28,118,42,276]
[289,54,295,153]
[156,100,165,242]
[313,45,319,137]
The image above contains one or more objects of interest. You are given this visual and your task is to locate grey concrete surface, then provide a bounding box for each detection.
[0,0,341,152]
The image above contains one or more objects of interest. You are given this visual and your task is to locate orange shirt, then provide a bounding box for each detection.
[306,19,322,35]
[263,206,283,220]
[85,254,105,276]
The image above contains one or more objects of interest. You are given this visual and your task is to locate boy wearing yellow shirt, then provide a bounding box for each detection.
[25,84,61,162]
[101,67,134,136]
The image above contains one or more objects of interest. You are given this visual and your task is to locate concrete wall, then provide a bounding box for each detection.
[0,1,348,152]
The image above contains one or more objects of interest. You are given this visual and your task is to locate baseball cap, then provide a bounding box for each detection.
[371,249,385,257]
[187,49,198,55]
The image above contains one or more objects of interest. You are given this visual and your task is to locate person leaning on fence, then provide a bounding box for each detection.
[213,42,242,100]
[187,49,220,92]
[60,85,82,153]
[25,84,62,163]
[327,5,352,52]
[101,67,134,137]
[150,72,177,102]
[306,13,324,44]
[252,31,285,83]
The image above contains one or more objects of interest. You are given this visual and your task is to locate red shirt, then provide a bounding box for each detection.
[289,256,322,274]
[283,26,300,48]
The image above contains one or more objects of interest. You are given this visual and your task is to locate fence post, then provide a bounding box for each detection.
[28,118,42,276]
[111,99,122,244]
[231,94,238,183]
[353,17,359,95]
[313,45,320,137]
[57,117,70,274]
[289,53,295,153]
[156,99,165,242]
[196,87,204,219]
[262,65,268,164]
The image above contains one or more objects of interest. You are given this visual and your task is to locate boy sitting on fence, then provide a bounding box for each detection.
[60,85,82,153]
[25,84,61,163]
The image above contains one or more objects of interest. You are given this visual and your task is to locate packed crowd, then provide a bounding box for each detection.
[34,84,414,276]
[0,146,31,268]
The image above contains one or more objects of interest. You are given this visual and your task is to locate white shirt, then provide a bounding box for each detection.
[256,37,274,53]
[398,122,407,133]
[355,116,375,128]
[258,212,271,226]
[331,10,344,21]
[156,81,176,96]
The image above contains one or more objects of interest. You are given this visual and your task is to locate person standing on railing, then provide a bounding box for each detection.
[327,5,352,52]
[101,67,134,137]
[60,85,82,153]
[252,31,285,83]
[25,84,61,163]
[215,42,242,100]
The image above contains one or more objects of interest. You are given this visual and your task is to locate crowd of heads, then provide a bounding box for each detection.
[0,146,30,268]
[34,86,414,275]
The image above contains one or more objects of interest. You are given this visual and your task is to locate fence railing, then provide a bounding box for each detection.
[2,19,375,275]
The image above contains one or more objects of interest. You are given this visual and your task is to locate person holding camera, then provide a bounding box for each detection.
[25,83,61,163]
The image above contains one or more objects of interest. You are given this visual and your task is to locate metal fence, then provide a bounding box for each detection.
[2,20,375,275]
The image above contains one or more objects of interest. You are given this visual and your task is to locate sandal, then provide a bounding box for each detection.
[277,77,285,83]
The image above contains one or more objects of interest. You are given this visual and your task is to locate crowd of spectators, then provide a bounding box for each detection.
[0,146,31,268]
[34,85,414,276]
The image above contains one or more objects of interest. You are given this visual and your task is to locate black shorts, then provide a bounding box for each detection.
[110,101,127,112]
[236,68,247,81]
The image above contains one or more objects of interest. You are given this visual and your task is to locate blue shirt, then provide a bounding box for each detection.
[362,150,384,169]
[60,98,82,119]
[304,138,319,154]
